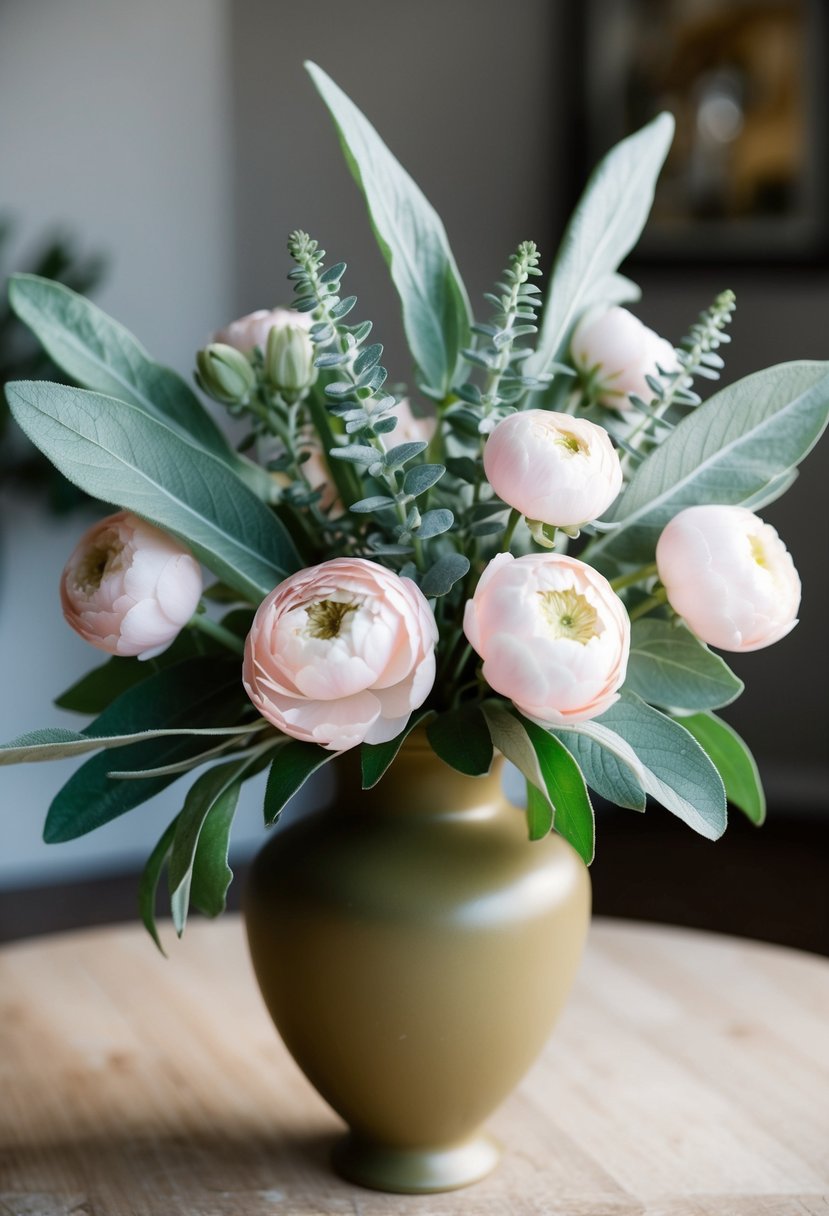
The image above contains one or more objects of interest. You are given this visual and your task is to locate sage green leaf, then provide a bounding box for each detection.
[44,658,248,842]
[0,723,257,765]
[527,112,674,378]
[263,740,335,826]
[420,553,470,598]
[526,782,554,841]
[549,727,646,812]
[138,816,178,955]
[168,758,249,935]
[482,701,546,789]
[518,715,595,863]
[566,693,727,840]
[306,62,472,394]
[9,274,232,457]
[625,619,743,711]
[361,708,434,789]
[426,703,493,777]
[678,712,766,825]
[6,381,300,602]
[590,361,829,564]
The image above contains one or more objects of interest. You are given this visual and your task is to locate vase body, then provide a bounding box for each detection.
[243,731,590,1193]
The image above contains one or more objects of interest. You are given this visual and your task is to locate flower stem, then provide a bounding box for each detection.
[189,612,246,655]
[610,562,658,592]
[500,508,521,553]
[627,587,668,622]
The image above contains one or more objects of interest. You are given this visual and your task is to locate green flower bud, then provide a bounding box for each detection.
[196,343,255,405]
[265,324,317,400]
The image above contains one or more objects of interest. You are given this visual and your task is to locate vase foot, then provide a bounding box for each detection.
[331,1130,500,1194]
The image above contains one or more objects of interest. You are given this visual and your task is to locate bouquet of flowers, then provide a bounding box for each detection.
[3,65,826,948]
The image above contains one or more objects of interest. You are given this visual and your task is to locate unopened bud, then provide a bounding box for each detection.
[265,324,317,400]
[196,343,255,405]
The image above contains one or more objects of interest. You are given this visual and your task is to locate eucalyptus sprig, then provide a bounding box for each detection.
[288,231,466,595]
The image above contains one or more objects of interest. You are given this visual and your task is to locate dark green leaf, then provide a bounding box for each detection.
[138,816,178,955]
[168,757,253,934]
[427,703,493,776]
[678,713,766,825]
[44,658,248,842]
[526,782,554,841]
[263,740,335,826]
[361,709,433,789]
[518,715,595,863]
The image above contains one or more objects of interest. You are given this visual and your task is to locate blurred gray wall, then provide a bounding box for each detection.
[0,0,826,889]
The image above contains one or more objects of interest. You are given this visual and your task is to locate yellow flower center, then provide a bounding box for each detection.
[75,532,124,594]
[748,534,768,569]
[554,428,590,456]
[305,598,357,640]
[538,588,601,644]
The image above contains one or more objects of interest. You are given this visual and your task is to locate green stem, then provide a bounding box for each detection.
[610,562,658,592]
[628,587,668,622]
[189,612,246,655]
[500,508,521,553]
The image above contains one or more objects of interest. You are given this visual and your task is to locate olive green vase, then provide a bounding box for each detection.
[243,730,591,1194]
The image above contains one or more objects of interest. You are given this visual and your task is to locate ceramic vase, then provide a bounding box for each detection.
[244,730,590,1194]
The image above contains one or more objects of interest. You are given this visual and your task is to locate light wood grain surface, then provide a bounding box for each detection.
[0,916,827,1215]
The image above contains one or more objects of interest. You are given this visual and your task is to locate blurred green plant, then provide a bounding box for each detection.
[0,215,105,508]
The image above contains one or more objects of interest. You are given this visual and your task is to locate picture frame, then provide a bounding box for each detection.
[579,0,829,265]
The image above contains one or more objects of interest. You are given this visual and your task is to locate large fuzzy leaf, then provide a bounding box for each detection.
[624,620,743,712]
[560,693,727,840]
[6,381,300,602]
[589,361,829,565]
[306,62,471,395]
[9,274,230,455]
[527,112,674,378]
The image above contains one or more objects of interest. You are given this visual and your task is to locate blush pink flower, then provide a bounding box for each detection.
[243,558,438,751]
[571,306,679,410]
[655,505,801,652]
[483,410,622,527]
[60,511,202,657]
[213,307,311,353]
[464,553,630,725]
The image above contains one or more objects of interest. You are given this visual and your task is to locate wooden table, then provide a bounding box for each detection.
[1,917,827,1215]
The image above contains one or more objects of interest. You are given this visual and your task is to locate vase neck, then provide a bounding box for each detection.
[334,730,505,817]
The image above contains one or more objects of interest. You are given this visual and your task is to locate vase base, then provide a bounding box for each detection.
[331,1130,500,1194]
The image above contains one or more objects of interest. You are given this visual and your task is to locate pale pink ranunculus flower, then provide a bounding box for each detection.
[571,306,679,410]
[243,558,438,751]
[463,552,630,725]
[213,307,311,354]
[60,511,203,657]
[483,410,622,527]
[655,505,801,652]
